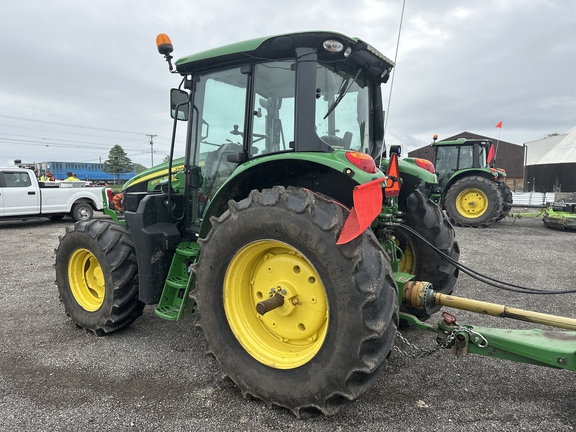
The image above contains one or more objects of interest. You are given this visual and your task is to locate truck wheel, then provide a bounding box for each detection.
[444,176,503,227]
[394,191,459,320]
[71,202,93,221]
[55,219,144,335]
[193,186,398,416]
[496,182,512,221]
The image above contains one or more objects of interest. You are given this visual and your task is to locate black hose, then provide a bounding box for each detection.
[397,224,576,295]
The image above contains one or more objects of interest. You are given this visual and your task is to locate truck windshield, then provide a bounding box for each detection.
[315,63,371,154]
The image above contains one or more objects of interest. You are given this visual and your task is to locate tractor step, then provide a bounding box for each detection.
[155,242,200,321]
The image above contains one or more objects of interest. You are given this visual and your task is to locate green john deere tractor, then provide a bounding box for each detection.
[55,31,576,417]
[424,135,512,227]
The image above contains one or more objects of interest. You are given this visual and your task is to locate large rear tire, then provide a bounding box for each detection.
[55,219,144,335]
[394,191,460,320]
[444,176,503,227]
[193,186,398,417]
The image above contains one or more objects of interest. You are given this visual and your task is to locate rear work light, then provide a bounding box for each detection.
[414,158,435,174]
[345,151,376,174]
[323,39,352,57]
[323,39,344,53]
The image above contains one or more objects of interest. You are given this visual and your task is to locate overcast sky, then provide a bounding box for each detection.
[1,0,575,168]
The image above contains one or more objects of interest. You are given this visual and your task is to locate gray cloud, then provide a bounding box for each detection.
[1,0,574,167]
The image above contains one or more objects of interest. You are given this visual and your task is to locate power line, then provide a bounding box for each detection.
[0,134,146,150]
[0,114,146,135]
[0,122,149,142]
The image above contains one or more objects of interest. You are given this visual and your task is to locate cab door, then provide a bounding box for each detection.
[0,171,40,216]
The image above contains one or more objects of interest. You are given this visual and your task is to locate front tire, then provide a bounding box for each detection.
[55,219,144,335]
[193,186,398,416]
[394,191,460,320]
[444,176,503,227]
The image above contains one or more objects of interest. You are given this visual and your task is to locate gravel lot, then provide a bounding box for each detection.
[1,213,575,431]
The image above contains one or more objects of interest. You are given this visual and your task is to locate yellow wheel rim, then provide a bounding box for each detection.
[455,188,489,218]
[397,238,415,274]
[68,248,105,311]
[224,240,328,369]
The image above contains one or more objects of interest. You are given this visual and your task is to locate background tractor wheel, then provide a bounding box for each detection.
[55,219,144,335]
[394,191,459,320]
[193,186,398,417]
[444,176,503,227]
[497,182,513,221]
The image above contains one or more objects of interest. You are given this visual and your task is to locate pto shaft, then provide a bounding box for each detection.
[403,281,576,331]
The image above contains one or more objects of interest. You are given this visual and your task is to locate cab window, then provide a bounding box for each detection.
[315,63,371,153]
[250,61,296,157]
[192,67,248,205]
[3,172,32,188]
[458,145,474,169]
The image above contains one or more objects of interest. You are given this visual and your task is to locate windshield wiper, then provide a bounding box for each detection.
[323,69,362,120]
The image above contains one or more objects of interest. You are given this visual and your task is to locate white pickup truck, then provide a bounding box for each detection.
[0,167,108,222]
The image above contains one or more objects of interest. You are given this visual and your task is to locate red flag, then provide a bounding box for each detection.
[495,121,503,129]
[487,144,495,164]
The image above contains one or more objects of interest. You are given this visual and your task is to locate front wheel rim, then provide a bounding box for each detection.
[455,188,489,218]
[68,248,105,311]
[224,240,328,369]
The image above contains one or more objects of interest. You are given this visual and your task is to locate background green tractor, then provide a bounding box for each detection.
[55,31,459,416]
[425,135,512,227]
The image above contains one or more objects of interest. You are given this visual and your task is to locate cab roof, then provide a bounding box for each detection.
[175,31,395,82]
[433,138,493,147]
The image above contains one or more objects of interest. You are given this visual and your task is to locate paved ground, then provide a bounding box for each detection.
[1,213,575,431]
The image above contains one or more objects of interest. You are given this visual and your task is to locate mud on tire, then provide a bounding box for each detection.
[55,219,144,335]
[192,186,398,417]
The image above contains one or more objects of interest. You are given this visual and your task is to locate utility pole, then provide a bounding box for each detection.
[147,134,157,166]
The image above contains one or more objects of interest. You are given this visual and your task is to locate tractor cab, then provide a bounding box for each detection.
[430,137,493,195]
[154,32,397,237]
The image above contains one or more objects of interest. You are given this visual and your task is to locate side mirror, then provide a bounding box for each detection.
[170,88,189,121]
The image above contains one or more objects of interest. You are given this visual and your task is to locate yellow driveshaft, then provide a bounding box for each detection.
[403,281,576,331]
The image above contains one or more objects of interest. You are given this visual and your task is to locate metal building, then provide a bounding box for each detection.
[524,126,576,192]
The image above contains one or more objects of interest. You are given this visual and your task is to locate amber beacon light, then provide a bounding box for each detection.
[156,33,175,72]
